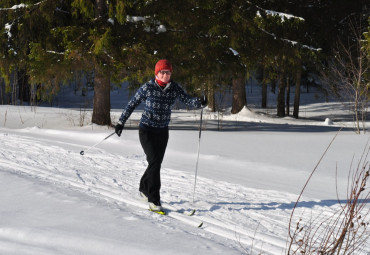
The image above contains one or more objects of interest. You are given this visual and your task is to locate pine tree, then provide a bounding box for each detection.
[2,0,367,121]
[0,1,51,104]
[26,0,155,125]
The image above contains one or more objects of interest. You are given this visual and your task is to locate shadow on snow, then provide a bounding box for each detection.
[201,199,370,212]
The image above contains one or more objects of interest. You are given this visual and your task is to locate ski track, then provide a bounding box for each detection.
[0,132,351,254]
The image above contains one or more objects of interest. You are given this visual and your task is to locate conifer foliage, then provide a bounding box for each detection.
[0,1,367,124]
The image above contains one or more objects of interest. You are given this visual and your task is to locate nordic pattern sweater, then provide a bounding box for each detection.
[119,79,201,128]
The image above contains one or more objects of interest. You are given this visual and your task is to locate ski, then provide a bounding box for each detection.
[149,209,166,215]
[149,207,194,217]
[161,204,203,227]
[115,193,204,228]
[148,205,203,227]
[189,209,196,216]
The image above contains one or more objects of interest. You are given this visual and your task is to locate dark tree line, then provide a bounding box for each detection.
[0,0,368,125]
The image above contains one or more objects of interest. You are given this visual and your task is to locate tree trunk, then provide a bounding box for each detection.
[91,0,111,126]
[207,86,216,112]
[270,79,276,94]
[12,69,18,105]
[293,66,302,118]
[231,73,246,114]
[286,77,290,116]
[95,0,107,18]
[92,68,111,125]
[261,67,267,108]
[18,69,30,104]
[277,74,286,117]
[0,78,3,105]
[207,82,216,112]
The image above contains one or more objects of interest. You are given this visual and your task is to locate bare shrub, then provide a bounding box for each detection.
[3,109,7,127]
[321,21,369,134]
[79,107,88,127]
[287,136,369,254]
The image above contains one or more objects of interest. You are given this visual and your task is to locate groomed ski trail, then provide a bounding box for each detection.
[0,130,346,254]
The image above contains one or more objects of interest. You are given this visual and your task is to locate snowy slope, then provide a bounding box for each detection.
[0,93,369,254]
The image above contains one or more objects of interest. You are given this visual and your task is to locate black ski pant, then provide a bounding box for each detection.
[139,126,169,204]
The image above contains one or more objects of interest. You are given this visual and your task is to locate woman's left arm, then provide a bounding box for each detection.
[175,83,202,108]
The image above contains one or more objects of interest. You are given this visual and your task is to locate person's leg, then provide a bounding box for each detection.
[139,128,168,204]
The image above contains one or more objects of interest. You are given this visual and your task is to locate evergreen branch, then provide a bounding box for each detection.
[55,7,70,14]
[2,1,48,42]
[0,3,27,11]
[237,9,322,52]
[46,51,65,55]
[0,0,47,11]
[242,1,321,51]
[245,0,305,22]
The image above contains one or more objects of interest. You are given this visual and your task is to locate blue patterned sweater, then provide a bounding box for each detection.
[119,79,201,128]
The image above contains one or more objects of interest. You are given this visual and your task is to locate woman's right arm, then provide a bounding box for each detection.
[118,84,147,124]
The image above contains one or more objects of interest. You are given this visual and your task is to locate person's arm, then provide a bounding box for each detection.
[175,83,205,108]
[118,84,147,124]
[115,85,147,136]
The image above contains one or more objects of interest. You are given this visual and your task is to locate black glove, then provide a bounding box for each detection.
[115,122,124,137]
[200,95,208,107]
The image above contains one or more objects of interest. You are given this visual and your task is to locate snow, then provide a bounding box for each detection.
[157,25,167,33]
[229,48,239,56]
[4,23,12,38]
[0,86,369,254]
[0,4,27,10]
[0,1,45,11]
[126,16,146,23]
[264,10,304,22]
[256,10,304,22]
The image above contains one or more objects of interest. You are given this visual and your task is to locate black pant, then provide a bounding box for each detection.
[139,126,169,204]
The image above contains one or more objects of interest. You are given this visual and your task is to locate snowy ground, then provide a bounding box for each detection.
[0,87,369,254]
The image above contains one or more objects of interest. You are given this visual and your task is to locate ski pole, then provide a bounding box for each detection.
[192,107,204,208]
[80,131,116,155]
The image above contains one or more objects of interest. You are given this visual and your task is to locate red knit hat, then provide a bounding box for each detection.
[155,59,173,75]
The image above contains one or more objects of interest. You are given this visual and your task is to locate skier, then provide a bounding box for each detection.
[115,59,207,213]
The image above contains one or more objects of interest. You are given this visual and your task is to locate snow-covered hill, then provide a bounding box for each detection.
[0,88,368,254]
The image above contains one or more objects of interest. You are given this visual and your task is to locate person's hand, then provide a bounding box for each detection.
[115,122,124,137]
[200,95,208,107]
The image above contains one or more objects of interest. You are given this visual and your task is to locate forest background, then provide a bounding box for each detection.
[0,0,369,129]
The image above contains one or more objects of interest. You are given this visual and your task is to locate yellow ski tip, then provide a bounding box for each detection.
[149,209,166,215]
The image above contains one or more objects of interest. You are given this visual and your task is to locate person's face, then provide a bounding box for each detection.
[156,69,172,83]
